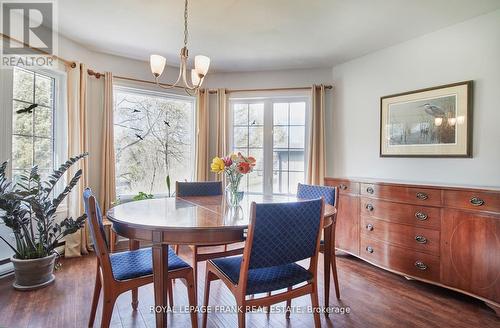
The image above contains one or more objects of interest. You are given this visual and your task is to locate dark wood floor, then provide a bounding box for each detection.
[0,247,498,328]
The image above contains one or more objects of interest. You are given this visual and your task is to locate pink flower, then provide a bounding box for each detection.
[222,156,233,167]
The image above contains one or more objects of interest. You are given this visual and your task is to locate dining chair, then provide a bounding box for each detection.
[83,188,198,328]
[175,181,245,297]
[202,198,325,328]
[297,183,340,306]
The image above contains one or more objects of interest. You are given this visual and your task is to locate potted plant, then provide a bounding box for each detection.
[0,153,87,290]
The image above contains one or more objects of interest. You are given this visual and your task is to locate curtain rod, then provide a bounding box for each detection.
[0,33,76,68]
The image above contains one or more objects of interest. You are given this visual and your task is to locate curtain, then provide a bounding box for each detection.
[215,89,228,181]
[64,63,91,257]
[99,72,116,215]
[306,84,326,185]
[195,89,209,181]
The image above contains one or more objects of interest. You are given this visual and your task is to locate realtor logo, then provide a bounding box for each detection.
[1,1,56,67]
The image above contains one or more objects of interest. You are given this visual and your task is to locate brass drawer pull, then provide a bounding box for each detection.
[366,186,374,194]
[415,235,427,244]
[365,203,374,211]
[339,184,348,190]
[470,197,485,206]
[416,192,429,200]
[414,261,427,271]
[366,246,374,253]
[366,223,374,231]
[415,211,428,221]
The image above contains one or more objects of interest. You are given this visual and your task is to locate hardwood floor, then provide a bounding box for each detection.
[0,247,498,328]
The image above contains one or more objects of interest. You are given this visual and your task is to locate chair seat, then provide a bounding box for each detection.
[110,247,190,281]
[211,256,312,295]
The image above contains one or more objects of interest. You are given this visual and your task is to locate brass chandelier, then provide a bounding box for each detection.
[149,0,210,95]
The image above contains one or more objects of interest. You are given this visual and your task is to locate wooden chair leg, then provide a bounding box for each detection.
[224,244,228,252]
[265,292,271,313]
[100,292,117,328]
[331,254,340,299]
[168,279,174,307]
[237,306,246,328]
[192,246,198,302]
[310,285,321,328]
[202,268,216,328]
[174,244,179,254]
[88,264,101,327]
[186,272,198,328]
[109,230,116,253]
[131,288,138,310]
[285,287,292,319]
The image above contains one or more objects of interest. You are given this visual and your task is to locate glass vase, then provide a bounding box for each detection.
[225,182,244,208]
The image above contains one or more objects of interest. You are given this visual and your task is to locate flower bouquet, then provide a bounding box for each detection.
[211,153,256,207]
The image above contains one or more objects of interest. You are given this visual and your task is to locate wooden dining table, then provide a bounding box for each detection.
[107,194,337,328]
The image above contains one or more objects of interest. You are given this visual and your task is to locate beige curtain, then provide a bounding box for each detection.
[306,84,326,185]
[195,89,209,181]
[215,89,228,181]
[99,72,116,214]
[65,63,91,257]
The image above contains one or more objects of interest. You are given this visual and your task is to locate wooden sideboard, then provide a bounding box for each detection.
[325,177,500,314]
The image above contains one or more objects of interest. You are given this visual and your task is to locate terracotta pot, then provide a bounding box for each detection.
[10,253,56,291]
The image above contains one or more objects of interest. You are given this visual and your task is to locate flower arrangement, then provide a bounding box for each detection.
[211,153,256,206]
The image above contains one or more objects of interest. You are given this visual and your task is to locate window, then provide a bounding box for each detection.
[230,96,308,195]
[114,86,195,198]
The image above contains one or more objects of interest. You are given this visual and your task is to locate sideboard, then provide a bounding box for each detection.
[324,177,500,314]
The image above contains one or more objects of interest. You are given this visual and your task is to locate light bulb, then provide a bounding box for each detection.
[150,55,166,77]
[191,69,203,86]
[194,55,210,76]
[434,117,443,126]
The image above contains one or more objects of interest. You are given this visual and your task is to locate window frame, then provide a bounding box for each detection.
[229,95,310,196]
[113,84,197,201]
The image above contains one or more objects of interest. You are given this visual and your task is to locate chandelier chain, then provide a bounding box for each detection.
[184,0,189,47]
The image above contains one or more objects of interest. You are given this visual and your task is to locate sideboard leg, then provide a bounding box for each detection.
[485,302,500,316]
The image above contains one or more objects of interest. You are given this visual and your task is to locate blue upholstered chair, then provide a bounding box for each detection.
[297,183,341,302]
[83,188,198,328]
[202,199,325,328]
[175,180,244,299]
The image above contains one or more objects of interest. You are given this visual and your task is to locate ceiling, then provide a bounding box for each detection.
[57,0,500,72]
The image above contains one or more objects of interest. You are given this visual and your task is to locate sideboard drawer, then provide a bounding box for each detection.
[360,197,441,229]
[360,183,442,206]
[443,190,500,213]
[325,178,359,195]
[360,216,440,255]
[360,235,440,281]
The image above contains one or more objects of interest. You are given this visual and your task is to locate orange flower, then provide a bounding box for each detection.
[237,162,251,174]
[247,156,256,166]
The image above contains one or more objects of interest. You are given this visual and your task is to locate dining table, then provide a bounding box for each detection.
[107,194,337,328]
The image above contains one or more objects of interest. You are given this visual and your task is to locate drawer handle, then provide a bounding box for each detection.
[366,223,374,231]
[366,186,374,194]
[470,197,485,206]
[366,246,374,253]
[415,235,427,244]
[365,203,374,211]
[415,211,428,221]
[416,192,429,200]
[414,261,428,271]
[339,184,348,190]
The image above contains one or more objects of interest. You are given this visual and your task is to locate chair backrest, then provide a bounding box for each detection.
[297,183,337,206]
[83,188,111,268]
[243,199,324,271]
[176,181,223,197]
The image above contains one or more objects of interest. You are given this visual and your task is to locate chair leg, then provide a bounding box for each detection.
[88,264,101,327]
[310,285,321,328]
[174,244,179,254]
[237,307,246,328]
[168,279,174,307]
[186,272,198,328]
[331,253,340,299]
[100,292,117,328]
[202,268,216,328]
[192,246,198,302]
[265,292,271,313]
[285,287,292,319]
[131,288,138,310]
[224,244,228,252]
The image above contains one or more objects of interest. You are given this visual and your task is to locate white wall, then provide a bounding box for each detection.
[330,9,500,187]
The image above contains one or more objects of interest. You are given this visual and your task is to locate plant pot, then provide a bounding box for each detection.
[10,253,56,291]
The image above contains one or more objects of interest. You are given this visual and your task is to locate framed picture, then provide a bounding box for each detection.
[380,81,473,157]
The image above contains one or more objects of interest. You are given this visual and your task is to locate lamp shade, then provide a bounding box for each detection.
[191,69,204,86]
[194,55,210,76]
[150,54,166,77]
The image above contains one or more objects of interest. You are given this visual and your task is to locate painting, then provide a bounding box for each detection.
[380,81,472,157]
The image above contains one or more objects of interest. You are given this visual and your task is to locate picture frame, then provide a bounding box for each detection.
[380,81,473,157]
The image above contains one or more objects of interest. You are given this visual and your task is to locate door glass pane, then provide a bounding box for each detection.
[12,135,33,170]
[273,103,288,125]
[35,74,53,107]
[248,170,263,193]
[248,126,263,147]
[13,101,33,135]
[273,151,289,171]
[273,171,288,194]
[289,126,305,148]
[13,68,34,102]
[233,104,248,125]
[289,150,305,171]
[273,126,288,148]
[289,171,304,194]
[248,103,264,125]
[233,127,248,147]
[248,148,264,171]
[290,102,306,125]
[34,108,52,137]
[34,138,52,169]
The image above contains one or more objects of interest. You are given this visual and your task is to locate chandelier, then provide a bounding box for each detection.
[149,0,210,95]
